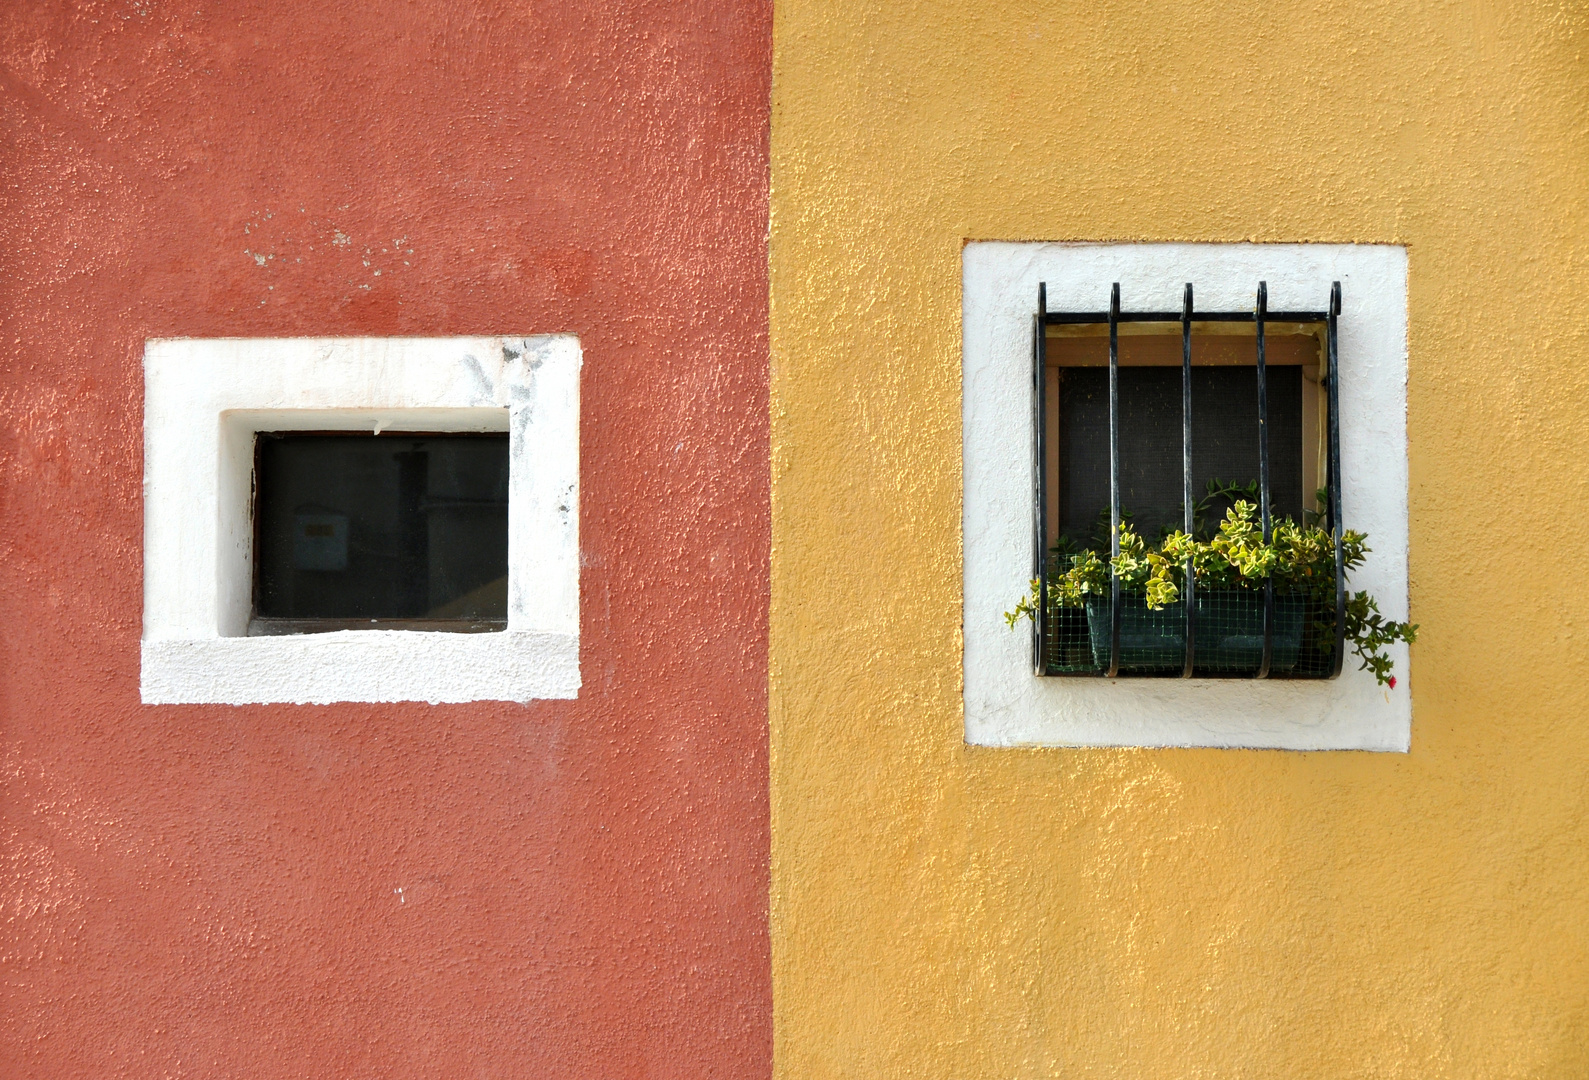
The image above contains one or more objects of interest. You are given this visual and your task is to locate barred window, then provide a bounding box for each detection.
[1032,282,1346,680]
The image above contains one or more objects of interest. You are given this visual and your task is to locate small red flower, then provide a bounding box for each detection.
[1388,676,1397,689]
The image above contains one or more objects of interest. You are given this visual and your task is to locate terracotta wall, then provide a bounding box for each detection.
[0,3,770,1077]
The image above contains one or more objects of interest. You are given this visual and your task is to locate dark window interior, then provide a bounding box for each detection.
[252,432,509,633]
[1056,365,1303,545]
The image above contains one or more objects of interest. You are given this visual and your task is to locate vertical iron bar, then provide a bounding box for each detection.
[1033,284,1049,676]
[1327,281,1346,678]
[1255,282,1274,679]
[1108,283,1121,678]
[1181,283,1195,679]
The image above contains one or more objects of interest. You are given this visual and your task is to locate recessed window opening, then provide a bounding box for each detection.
[1031,282,1347,681]
[251,432,509,635]
[1047,329,1319,550]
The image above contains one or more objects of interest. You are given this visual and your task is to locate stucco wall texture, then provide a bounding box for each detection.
[770,2,1589,1078]
[1,3,770,1078]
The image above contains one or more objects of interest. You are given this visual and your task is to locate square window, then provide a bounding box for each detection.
[1035,294,1343,682]
[963,244,1410,750]
[141,336,580,705]
[251,432,510,633]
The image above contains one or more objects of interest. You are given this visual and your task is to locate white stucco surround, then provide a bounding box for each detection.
[963,243,1409,750]
[141,336,581,704]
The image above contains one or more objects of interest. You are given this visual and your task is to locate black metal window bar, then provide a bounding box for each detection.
[1032,281,1346,679]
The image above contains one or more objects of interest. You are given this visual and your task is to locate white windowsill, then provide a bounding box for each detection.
[962,243,1410,751]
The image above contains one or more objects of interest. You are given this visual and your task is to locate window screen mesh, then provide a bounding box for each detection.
[1045,590,1337,679]
[1056,365,1303,544]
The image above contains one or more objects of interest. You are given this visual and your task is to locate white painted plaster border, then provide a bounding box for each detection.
[963,243,1409,750]
[141,336,581,704]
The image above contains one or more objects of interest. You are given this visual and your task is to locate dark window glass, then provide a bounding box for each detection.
[1056,366,1303,545]
[253,433,508,632]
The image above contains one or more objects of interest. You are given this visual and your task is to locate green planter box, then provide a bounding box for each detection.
[1082,590,1305,675]
[1081,594,1186,673]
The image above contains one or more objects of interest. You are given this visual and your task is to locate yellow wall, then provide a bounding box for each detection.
[769,2,1589,1075]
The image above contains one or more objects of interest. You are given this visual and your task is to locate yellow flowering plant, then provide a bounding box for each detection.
[1006,499,1417,685]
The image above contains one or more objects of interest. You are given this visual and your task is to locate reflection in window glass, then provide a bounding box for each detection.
[253,433,508,631]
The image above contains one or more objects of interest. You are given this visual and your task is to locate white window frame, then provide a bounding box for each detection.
[141,336,580,704]
[963,243,1410,751]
